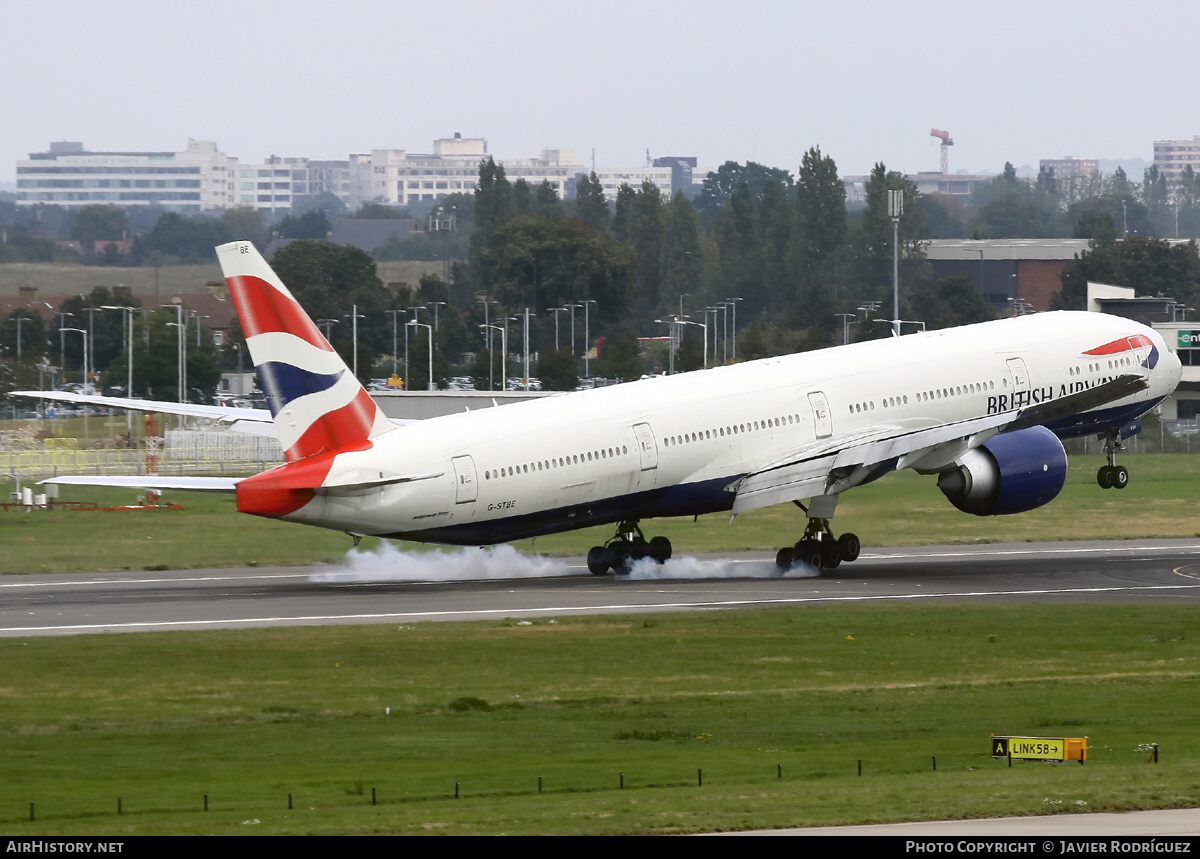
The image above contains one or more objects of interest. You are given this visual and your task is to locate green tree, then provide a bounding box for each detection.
[596,325,643,381]
[909,274,996,330]
[696,161,794,225]
[220,207,269,249]
[851,163,926,311]
[536,347,579,391]
[1053,221,1200,310]
[1,308,47,360]
[269,240,391,378]
[660,192,704,312]
[535,181,564,219]
[278,209,331,239]
[133,212,233,264]
[790,146,846,324]
[70,205,129,246]
[353,202,407,219]
[573,172,610,232]
[293,191,349,221]
[474,157,515,241]
[474,216,638,326]
[105,310,219,401]
[55,287,139,376]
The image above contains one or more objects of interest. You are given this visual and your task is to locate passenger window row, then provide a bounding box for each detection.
[484,445,630,481]
[662,414,800,449]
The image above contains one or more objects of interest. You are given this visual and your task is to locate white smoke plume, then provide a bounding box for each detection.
[310,541,822,584]
[311,542,574,583]
[625,555,820,580]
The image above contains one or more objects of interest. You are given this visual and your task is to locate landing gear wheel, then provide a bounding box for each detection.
[1097,466,1113,489]
[648,536,672,562]
[609,542,633,574]
[837,533,861,563]
[819,541,842,570]
[793,539,823,570]
[775,546,795,569]
[587,546,609,575]
[1112,465,1129,489]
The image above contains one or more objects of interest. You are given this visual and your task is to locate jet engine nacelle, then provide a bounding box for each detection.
[937,426,1067,516]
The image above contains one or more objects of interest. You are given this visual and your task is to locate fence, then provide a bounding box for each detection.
[1,430,283,480]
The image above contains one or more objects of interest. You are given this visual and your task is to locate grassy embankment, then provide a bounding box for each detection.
[1,453,1197,574]
[1,604,1197,834]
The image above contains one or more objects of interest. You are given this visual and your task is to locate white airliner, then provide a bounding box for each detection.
[18,240,1183,574]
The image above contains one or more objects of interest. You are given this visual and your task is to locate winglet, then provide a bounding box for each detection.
[215,241,395,462]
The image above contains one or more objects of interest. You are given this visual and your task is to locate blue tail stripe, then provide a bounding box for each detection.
[255,361,343,415]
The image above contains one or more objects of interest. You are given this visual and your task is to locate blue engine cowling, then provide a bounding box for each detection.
[937,426,1067,516]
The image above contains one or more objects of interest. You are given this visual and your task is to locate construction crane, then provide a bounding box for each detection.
[930,128,954,175]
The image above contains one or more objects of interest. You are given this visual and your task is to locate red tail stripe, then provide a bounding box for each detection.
[284,388,379,461]
[226,274,332,350]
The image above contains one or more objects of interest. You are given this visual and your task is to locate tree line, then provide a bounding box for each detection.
[4,149,1200,399]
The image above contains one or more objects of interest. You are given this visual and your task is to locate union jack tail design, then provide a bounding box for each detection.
[216,241,395,462]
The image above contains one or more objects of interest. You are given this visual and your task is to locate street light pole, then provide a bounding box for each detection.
[582,299,597,379]
[725,297,742,362]
[408,321,434,390]
[344,304,365,380]
[162,304,186,403]
[384,310,403,377]
[548,307,564,351]
[888,188,904,337]
[61,328,89,394]
[102,305,136,439]
[480,324,507,392]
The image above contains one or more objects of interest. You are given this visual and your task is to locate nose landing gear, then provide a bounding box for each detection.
[1097,430,1129,490]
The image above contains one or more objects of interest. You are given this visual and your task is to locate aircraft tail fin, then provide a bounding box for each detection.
[215,241,395,462]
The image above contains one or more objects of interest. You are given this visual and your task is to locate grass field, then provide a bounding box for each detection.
[1,453,1198,574]
[1,604,1197,834]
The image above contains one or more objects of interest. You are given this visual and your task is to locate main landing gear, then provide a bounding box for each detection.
[775,495,860,574]
[587,520,672,575]
[1097,429,1129,490]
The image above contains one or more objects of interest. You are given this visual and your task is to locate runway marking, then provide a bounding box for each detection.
[0,572,314,589]
[5,581,1200,634]
[4,542,1199,591]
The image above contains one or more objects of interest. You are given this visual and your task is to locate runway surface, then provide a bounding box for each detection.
[4,539,1200,636]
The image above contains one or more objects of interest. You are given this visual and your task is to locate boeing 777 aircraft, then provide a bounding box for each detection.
[18,241,1183,574]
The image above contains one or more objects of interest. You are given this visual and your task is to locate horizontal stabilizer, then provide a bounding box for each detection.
[40,475,241,493]
[314,471,444,496]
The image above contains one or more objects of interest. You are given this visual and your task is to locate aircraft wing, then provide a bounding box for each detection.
[10,390,271,424]
[727,411,1017,515]
[1007,374,1148,432]
[728,372,1154,515]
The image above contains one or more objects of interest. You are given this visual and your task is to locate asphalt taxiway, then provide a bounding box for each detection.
[3,539,1200,636]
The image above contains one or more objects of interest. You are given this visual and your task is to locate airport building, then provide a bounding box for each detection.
[1153,136,1200,188]
[348,135,585,211]
[924,239,1093,313]
[1038,156,1099,180]
[1087,281,1200,423]
[15,140,239,211]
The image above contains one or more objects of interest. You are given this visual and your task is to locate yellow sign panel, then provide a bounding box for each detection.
[1005,737,1064,760]
[991,735,1087,761]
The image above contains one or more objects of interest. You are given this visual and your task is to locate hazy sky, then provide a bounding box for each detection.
[5,0,1199,185]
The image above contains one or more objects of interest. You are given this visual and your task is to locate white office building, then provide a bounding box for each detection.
[16,140,238,211]
[349,135,585,210]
